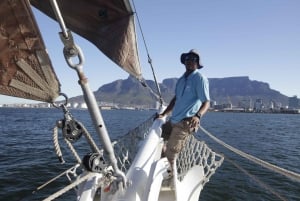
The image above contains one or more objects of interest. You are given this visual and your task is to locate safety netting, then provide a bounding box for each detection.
[112,115,224,185]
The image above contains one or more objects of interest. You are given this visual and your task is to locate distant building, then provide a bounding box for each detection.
[79,102,87,109]
[254,98,264,112]
[72,102,79,108]
[288,96,300,109]
[212,103,232,110]
[239,99,252,111]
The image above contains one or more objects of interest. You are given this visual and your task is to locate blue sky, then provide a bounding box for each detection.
[1,0,299,104]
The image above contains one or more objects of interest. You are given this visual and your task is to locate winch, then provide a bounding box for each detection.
[83,152,107,173]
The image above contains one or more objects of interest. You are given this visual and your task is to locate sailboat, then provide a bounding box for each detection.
[2,1,300,200]
[0,0,224,200]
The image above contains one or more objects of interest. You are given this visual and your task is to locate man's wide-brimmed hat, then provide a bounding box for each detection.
[180,49,203,69]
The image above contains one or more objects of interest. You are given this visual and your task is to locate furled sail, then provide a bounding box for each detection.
[30,0,142,80]
[0,0,61,103]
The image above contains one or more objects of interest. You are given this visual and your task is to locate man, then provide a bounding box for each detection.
[157,49,210,167]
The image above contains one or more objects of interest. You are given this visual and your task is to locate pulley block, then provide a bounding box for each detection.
[62,119,84,142]
[83,153,107,173]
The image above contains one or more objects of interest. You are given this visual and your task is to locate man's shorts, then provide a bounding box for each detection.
[161,120,173,140]
[163,118,198,161]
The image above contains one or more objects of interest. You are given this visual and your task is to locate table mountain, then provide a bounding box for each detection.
[70,76,288,108]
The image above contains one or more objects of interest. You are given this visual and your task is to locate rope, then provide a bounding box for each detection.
[142,80,165,104]
[79,121,101,154]
[131,0,164,106]
[53,125,65,163]
[226,157,287,201]
[199,126,300,183]
[42,172,98,201]
[64,138,82,164]
[33,164,80,194]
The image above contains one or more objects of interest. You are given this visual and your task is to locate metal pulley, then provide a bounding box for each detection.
[57,104,84,142]
[62,118,84,142]
[83,153,107,173]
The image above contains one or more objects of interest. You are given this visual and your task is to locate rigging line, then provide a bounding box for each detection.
[199,126,300,183]
[42,172,98,201]
[226,157,287,201]
[131,0,164,106]
[194,135,287,201]
[32,164,80,194]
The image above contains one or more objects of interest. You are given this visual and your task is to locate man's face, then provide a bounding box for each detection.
[184,54,198,71]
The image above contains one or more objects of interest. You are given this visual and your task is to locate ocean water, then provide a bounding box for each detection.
[0,108,299,201]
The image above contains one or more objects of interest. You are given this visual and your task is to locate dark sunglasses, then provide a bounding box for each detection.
[185,56,198,62]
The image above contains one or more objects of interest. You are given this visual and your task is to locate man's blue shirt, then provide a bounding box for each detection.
[170,70,210,123]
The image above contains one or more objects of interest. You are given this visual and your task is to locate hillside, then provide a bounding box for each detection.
[209,76,287,106]
[69,76,288,108]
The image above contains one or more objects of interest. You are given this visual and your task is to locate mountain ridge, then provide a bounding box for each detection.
[69,76,288,108]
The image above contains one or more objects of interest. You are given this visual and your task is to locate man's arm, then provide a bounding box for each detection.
[196,100,210,118]
[158,96,176,118]
[190,100,210,128]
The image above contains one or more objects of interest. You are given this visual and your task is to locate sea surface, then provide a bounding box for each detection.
[0,108,299,201]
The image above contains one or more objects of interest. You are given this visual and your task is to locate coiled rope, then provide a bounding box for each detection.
[53,126,64,163]
[53,120,101,164]
[200,126,300,183]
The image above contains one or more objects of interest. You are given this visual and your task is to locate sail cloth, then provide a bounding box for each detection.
[0,0,61,103]
[30,0,143,80]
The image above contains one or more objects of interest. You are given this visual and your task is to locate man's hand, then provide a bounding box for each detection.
[190,116,200,132]
[154,113,165,120]
[191,116,200,126]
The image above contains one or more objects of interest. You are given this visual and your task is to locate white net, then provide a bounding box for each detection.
[112,114,155,172]
[177,135,224,185]
[112,115,224,186]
